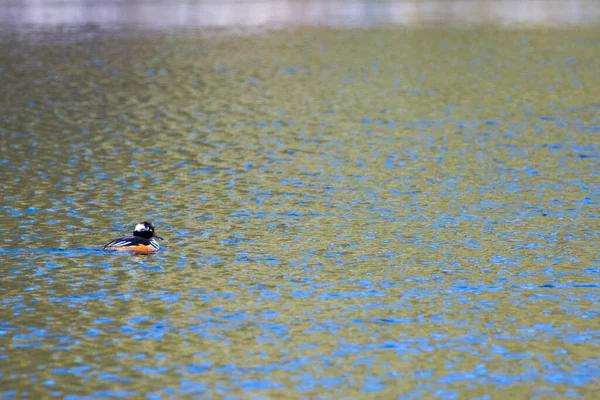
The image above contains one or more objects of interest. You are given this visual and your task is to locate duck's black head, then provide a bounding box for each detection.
[132,222,163,240]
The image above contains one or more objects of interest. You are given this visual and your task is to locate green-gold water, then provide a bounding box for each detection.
[0,23,598,398]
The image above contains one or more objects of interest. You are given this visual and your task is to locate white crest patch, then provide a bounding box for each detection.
[135,223,149,232]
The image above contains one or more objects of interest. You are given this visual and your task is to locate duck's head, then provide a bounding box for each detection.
[133,221,164,240]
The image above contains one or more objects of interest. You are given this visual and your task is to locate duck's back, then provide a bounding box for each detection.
[103,235,160,253]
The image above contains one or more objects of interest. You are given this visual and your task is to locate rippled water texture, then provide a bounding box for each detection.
[0,24,599,398]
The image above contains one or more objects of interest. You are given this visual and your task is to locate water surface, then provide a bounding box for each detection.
[0,17,599,400]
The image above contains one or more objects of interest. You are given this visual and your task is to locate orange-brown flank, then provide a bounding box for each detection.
[104,244,157,253]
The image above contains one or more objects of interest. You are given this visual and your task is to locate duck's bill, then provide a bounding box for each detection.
[155,235,165,241]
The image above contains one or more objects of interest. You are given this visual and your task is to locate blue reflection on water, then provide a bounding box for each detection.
[1,59,599,400]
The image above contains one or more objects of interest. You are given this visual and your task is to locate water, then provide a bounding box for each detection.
[1,3,599,398]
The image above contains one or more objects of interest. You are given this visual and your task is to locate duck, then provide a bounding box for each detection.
[103,221,164,253]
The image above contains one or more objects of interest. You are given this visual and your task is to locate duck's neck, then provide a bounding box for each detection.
[133,231,153,239]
